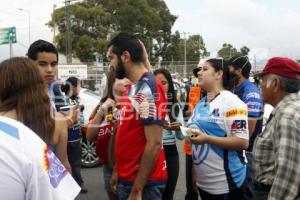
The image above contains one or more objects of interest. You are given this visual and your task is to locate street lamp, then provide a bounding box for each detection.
[180,32,189,77]
[18,8,31,46]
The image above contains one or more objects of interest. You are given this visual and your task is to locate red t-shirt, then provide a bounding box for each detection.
[95,119,113,164]
[115,72,167,181]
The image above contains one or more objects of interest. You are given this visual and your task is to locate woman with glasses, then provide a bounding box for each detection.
[187,58,249,200]
[154,68,185,200]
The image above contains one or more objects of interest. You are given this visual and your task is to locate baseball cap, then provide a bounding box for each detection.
[259,57,300,80]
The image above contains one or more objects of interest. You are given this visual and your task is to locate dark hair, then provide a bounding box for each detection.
[27,39,58,62]
[154,68,180,122]
[101,68,116,103]
[61,76,80,95]
[206,58,234,91]
[228,56,251,78]
[107,32,143,63]
[0,57,55,144]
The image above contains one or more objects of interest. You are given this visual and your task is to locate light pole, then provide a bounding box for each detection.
[18,8,31,46]
[53,4,57,44]
[180,32,188,77]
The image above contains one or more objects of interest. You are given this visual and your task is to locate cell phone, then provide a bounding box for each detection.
[60,105,75,112]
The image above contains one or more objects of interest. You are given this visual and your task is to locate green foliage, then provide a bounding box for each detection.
[217,43,250,60]
[49,0,178,63]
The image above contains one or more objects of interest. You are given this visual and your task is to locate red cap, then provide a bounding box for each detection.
[260,57,300,80]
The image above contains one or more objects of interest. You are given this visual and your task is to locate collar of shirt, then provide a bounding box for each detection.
[234,79,250,93]
[269,93,299,117]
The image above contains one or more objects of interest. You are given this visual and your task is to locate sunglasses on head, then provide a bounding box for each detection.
[231,55,249,69]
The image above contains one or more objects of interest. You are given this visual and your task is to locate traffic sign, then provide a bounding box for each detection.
[58,65,88,80]
[0,27,17,45]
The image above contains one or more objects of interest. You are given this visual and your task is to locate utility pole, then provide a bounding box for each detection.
[9,33,13,58]
[53,4,57,44]
[180,32,188,78]
[65,0,73,64]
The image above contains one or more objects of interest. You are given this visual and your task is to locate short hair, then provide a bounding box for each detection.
[107,32,143,63]
[228,56,251,78]
[27,39,58,62]
[266,74,300,93]
[0,57,55,144]
[61,76,80,95]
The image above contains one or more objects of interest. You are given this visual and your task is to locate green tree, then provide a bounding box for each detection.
[186,34,208,62]
[240,46,250,56]
[217,43,250,60]
[49,0,177,63]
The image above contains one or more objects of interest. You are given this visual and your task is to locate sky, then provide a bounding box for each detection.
[1,0,300,63]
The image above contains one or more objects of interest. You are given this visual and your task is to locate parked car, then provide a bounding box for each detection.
[79,88,101,168]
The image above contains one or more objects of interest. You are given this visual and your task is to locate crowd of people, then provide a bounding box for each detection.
[0,32,299,200]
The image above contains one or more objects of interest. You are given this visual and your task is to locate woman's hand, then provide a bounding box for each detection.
[188,129,209,144]
[169,122,182,131]
[101,98,115,111]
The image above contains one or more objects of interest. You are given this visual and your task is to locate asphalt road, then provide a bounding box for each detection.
[77,141,187,200]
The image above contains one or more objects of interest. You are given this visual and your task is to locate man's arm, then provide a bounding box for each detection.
[128,124,163,198]
[268,115,300,200]
[248,118,257,136]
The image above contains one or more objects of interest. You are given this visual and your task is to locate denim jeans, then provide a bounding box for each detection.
[67,140,84,186]
[103,164,113,192]
[117,179,166,200]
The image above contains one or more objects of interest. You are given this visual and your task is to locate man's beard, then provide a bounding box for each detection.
[230,72,239,86]
[115,58,126,79]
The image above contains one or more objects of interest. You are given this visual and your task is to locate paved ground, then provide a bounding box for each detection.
[77,141,187,200]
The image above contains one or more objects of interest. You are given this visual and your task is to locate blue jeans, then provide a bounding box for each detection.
[103,164,113,192]
[117,180,166,200]
[67,140,84,186]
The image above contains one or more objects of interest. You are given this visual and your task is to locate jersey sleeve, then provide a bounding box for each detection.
[224,96,249,140]
[130,80,166,126]
[243,87,264,119]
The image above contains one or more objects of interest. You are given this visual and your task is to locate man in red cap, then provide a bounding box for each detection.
[252,57,300,200]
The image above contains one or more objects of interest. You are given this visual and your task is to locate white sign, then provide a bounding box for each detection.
[58,65,88,80]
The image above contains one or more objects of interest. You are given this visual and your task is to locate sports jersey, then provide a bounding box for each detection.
[115,72,167,181]
[0,116,80,200]
[188,90,249,194]
[234,79,263,151]
[95,117,114,164]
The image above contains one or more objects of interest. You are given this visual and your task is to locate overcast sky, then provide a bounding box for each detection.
[1,0,300,62]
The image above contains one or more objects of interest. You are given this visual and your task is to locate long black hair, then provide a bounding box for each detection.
[154,68,180,122]
[206,58,235,91]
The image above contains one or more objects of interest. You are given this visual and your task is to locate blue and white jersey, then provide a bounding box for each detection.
[234,80,263,119]
[188,90,249,194]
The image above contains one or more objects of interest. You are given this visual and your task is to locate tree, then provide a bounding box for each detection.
[217,43,250,60]
[49,0,177,63]
[186,34,208,62]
